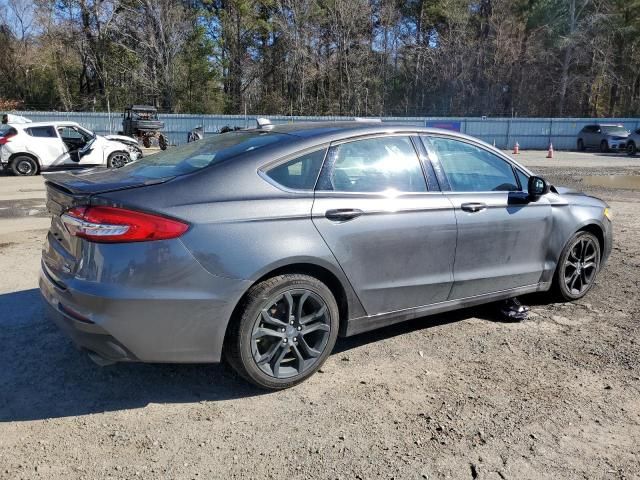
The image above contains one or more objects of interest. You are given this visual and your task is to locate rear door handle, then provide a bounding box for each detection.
[461,202,487,213]
[325,208,364,222]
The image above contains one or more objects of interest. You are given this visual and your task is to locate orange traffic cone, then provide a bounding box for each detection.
[513,142,520,154]
[546,143,554,159]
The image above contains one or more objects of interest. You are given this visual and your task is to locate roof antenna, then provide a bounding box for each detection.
[256,117,274,130]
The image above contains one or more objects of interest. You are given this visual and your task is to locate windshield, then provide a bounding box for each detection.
[602,125,629,135]
[118,131,290,179]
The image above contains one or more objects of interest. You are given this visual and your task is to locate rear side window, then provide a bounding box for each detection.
[265,149,326,190]
[27,126,57,138]
[318,136,427,193]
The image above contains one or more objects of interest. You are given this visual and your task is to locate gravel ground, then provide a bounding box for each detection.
[0,152,639,480]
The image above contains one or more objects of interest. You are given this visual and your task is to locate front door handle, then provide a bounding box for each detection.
[325,208,364,222]
[461,202,487,213]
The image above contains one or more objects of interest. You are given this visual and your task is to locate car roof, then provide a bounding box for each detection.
[10,121,81,128]
[255,121,483,144]
[128,105,157,111]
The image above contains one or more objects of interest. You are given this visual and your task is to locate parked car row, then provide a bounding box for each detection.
[0,121,142,176]
[577,123,640,155]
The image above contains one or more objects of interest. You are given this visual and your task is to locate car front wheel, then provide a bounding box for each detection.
[577,139,585,151]
[107,151,130,169]
[627,141,637,156]
[224,274,339,390]
[554,231,601,301]
[600,140,609,153]
[10,156,39,176]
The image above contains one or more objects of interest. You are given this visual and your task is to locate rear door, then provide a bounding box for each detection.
[311,134,457,316]
[423,135,552,299]
[24,126,67,168]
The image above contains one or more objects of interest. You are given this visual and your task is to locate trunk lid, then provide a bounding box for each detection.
[42,170,171,286]
[43,169,170,195]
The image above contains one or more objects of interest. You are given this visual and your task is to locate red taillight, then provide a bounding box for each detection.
[62,206,189,243]
[0,131,17,145]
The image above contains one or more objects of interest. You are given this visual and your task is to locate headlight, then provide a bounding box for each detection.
[604,207,612,221]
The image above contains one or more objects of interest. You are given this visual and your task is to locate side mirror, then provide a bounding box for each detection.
[528,176,549,199]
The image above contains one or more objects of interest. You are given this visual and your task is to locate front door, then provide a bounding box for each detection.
[423,135,552,299]
[312,135,458,316]
[57,126,98,166]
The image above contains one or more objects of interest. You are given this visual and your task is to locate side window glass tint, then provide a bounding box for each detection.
[516,169,528,191]
[59,127,82,139]
[266,149,326,190]
[324,136,426,193]
[28,126,57,138]
[428,137,519,192]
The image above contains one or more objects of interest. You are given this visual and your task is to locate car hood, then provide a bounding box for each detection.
[555,186,607,207]
[103,134,139,147]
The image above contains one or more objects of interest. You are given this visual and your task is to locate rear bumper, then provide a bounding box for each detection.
[39,237,252,363]
[40,280,137,362]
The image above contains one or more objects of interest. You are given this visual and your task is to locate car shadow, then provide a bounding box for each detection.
[0,288,522,422]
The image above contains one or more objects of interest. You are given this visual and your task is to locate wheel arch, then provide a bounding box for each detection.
[224,262,356,352]
[9,151,40,166]
[577,222,605,261]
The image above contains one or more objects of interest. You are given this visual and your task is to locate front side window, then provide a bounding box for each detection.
[265,149,326,190]
[426,137,519,192]
[58,126,92,142]
[319,136,427,193]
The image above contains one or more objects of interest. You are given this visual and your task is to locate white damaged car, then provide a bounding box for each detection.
[0,121,142,176]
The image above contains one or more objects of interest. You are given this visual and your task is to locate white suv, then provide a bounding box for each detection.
[0,121,141,176]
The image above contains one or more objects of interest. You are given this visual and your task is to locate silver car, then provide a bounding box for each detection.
[577,124,630,152]
[40,122,612,389]
[626,128,640,156]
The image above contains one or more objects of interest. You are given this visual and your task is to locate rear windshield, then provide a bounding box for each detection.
[0,125,16,136]
[117,131,290,179]
[601,125,628,135]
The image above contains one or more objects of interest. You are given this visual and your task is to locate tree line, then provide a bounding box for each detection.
[0,0,639,117]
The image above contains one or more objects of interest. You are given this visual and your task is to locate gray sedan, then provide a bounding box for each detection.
[40,122,612,389]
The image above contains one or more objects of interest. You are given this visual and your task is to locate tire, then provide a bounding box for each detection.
[159,135,168,150]
[142,136,151,148]
[10,155,38,176]
[553,231,601,301]
[107,151,129,169]
[577,139,585,151]
[224,274,339,390]
[600,140,609,153]
[627,141,637,156]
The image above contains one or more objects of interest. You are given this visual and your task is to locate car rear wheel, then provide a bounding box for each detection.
[577,139,585,151]
[627,141,637,156]
[553,231,601,301]
[600,140,609,153]
[224,274,339,390]
[107,151,129,169]
[10,156,38,176]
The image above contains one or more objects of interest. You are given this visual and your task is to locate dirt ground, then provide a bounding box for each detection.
[0,151,638,480]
